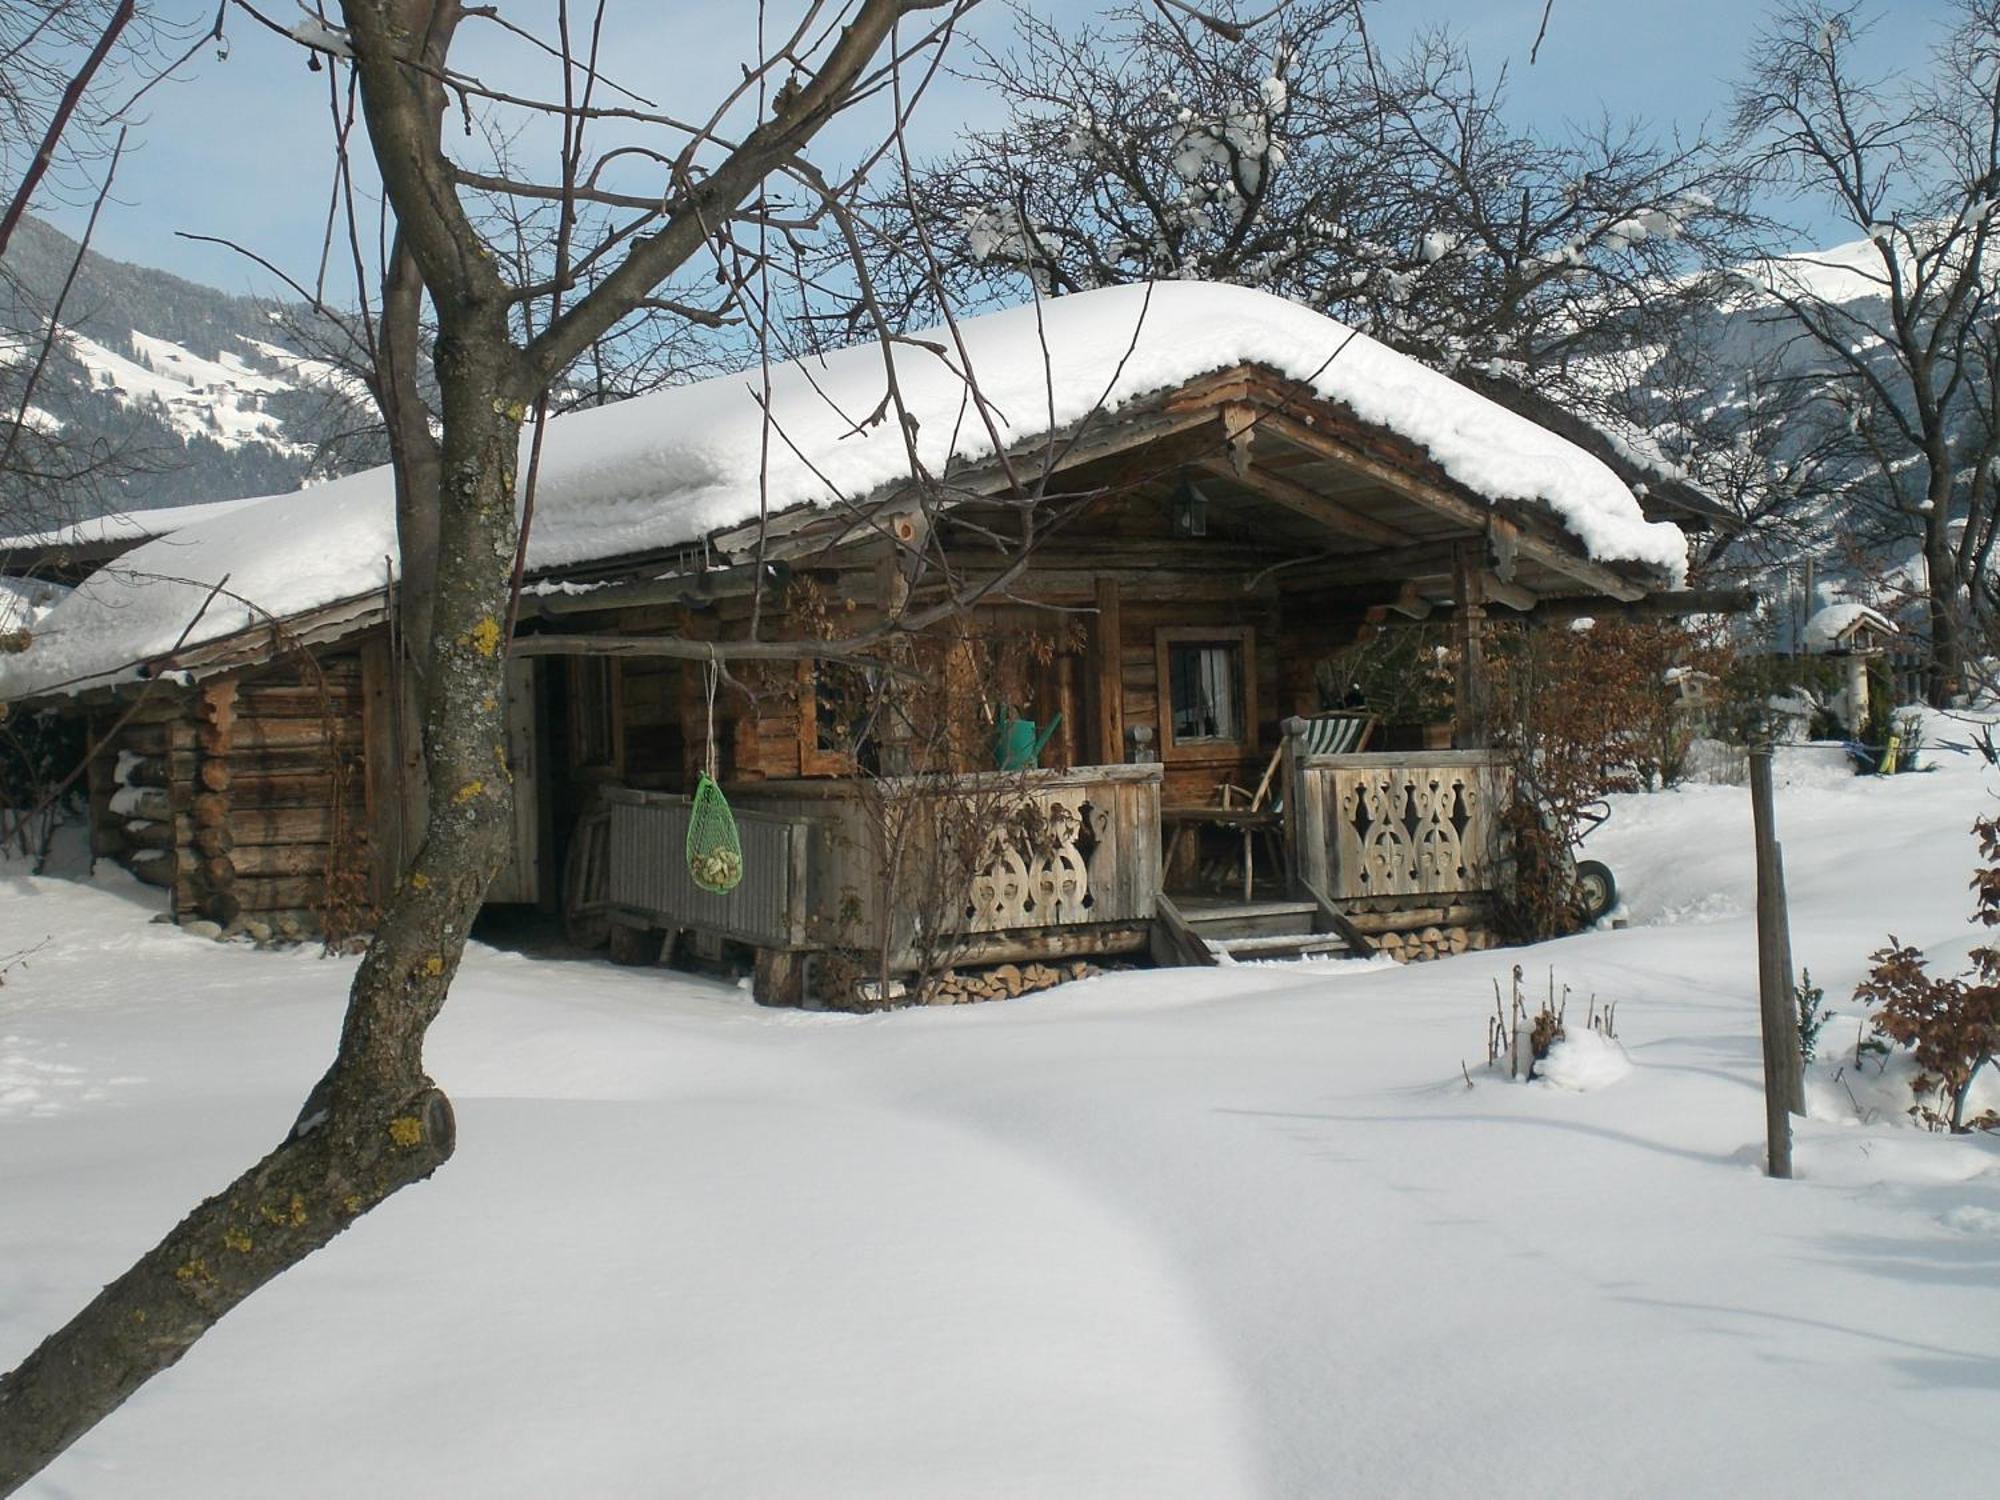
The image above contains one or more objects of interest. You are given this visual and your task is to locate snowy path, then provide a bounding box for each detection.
[3,734,1998,1497]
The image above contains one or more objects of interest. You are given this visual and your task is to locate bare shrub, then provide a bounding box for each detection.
[1488,964,1565,1080]
[806,606,1085,1009]
[1854,815,2000,1132]
[1489,616,1734,937]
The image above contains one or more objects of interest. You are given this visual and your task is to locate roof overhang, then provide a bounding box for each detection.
[521,361,1674,622]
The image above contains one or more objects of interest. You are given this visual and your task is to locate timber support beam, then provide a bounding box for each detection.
[1257,411,1652,603]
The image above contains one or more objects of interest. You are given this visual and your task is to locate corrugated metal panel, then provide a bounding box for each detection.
[606,793,801,946]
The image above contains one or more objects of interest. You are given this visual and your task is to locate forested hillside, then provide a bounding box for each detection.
[0,216,377,529]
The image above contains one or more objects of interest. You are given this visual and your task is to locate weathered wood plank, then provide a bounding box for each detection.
[216,806,349,846]
[194,774,343,812]
[234,685,363,718]
[1093,577,1122,764]
[226,843,334,878]
[221,746,362,776]
[203,717,362,754]
[226,876,333,913]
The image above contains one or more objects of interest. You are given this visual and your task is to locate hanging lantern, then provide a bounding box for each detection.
[1172,471,1210,537]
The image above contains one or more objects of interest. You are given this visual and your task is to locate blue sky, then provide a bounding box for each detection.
[38,0,1958,297]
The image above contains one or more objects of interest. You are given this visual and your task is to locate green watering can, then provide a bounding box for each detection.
[994,706,1061,770]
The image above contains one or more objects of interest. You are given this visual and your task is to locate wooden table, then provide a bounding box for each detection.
[1160,805,1284,902]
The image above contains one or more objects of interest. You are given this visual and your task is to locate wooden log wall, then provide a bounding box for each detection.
[91,655,371,935]
[561,514,1378,817]
[619,654,684,788]
[564,599,764,788]
[1273,593,1374,721]
[90,692,199,897]
[582,563,1311,806]
[617,590,1080,788]
[721,656,808,783]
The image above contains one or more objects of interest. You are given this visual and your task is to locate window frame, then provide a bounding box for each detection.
[566,656,624,774]
[797,657,877,776]
[1154,624,1257,761]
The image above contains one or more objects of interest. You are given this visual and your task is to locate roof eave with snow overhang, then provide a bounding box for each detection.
[0,282,1699,704]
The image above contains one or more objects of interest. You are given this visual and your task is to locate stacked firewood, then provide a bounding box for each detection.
[1373,926,1499,963]
[923,960,1101,1004]
[95,699,194,896]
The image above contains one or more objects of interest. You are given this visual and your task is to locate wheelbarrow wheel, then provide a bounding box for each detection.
[1575,859,1617,923]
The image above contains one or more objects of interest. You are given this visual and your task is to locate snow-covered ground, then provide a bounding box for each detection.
[3,725,1997,1498]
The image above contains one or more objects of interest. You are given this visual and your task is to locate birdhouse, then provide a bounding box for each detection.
[1801,603,1898,736]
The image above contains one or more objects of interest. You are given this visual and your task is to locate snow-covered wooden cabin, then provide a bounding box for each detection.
[0,283,1719,997]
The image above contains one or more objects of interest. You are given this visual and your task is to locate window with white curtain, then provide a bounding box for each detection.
[1167,641,1242,743]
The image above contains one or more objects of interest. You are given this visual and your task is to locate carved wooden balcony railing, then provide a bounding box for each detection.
[1285,746,1511,905]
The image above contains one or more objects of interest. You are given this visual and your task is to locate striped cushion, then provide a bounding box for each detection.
[1294,713,1375,757]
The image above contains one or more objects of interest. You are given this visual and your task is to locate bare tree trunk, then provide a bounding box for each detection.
[0,287,522,1496]
[378,229,443,857]
[0,0,972,1482]
[381,231,443,662]
[1925,507,1962,708]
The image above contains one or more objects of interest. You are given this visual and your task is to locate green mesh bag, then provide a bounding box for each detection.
[686,772,744,893]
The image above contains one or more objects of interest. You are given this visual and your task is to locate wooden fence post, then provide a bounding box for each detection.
[1749,746,1804,1178]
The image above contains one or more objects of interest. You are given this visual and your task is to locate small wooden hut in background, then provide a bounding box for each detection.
[1801,602,1900,738]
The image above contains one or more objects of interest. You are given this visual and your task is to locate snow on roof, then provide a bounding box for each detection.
[1803,602,1897,654]
[0,574,71,634]
[0,282,1688,700]
[0,495,271,554]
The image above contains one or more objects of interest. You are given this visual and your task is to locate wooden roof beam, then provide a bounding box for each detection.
[1482,571,1538,611]
[1194,454,1413,548]
[1256,411,1650,603]
[1271,541,1463,590]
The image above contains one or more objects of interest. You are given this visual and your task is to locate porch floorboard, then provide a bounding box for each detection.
[1174,897,1318,922]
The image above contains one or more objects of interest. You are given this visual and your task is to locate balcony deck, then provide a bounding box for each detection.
[603,744,1515,1001]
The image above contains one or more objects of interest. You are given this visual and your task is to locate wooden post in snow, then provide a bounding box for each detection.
[1748,746,1805,1178]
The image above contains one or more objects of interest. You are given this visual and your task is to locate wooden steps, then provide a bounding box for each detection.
[1207,931,1353,961]
[1154,895,1359,965]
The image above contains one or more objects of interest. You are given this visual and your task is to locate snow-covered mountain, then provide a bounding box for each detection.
[0,216,380,524]
[1619,232,1992,562]
[59,326,370,460]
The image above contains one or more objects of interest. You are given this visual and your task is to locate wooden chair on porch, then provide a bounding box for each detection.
[1226,709,1378,813]
[1167,710,1378,902]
